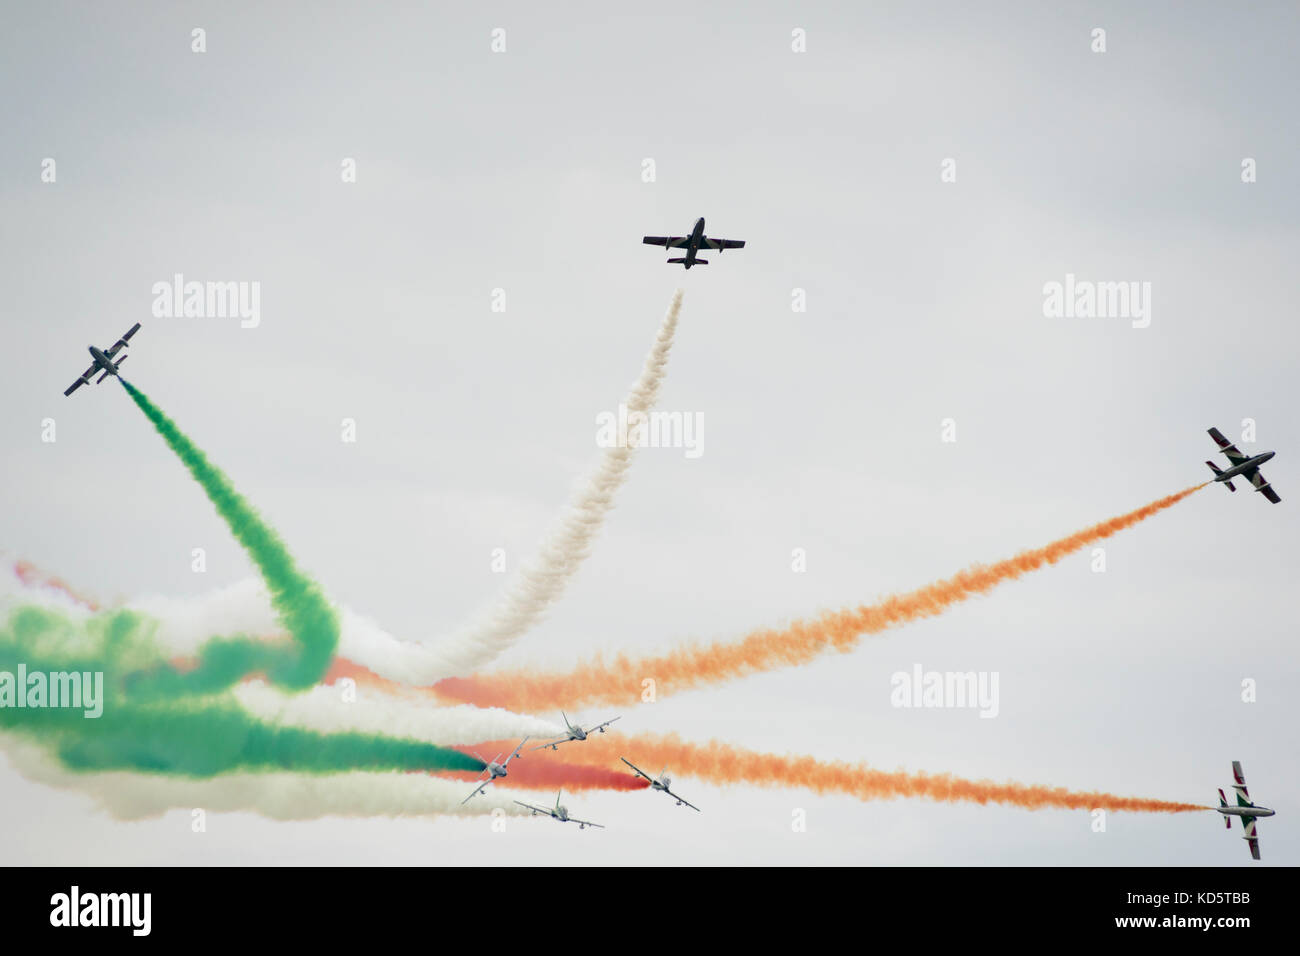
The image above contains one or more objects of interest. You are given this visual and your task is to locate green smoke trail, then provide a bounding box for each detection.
[119,379,336,691]
[0,385,486,784]
[0,606,481,776]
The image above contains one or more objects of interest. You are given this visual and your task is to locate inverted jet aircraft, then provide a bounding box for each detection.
[63,323,141,396]
[620,757,700,811]
[531,712,621,751]
[514,789,604,829]
[1205,427,1280,503]
[461,736,529,804]
[643,217,744,269]
[1216,761,1274,860]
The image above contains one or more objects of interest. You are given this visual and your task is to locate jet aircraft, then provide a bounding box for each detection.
[620,757,700,811]
[1205,426,1280,502]
[63,323,141,396]
[531,712,621,751]
[1216,761,1274,860]
[461,737,529,804]
[643,217,744,269]
[513,789,604,829]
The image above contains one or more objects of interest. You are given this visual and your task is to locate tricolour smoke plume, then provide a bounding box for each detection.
[426,290,686,676]
[433,485,1206,710]
[500,733,1204,813]
[450,741,651,793]
[0,605,481,778]
[120,380,337,691]
[233,679,564,746]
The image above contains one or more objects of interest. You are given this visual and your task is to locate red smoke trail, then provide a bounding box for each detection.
[12,559,102,611]
[431,485,1207,711]
[452,741,649,792]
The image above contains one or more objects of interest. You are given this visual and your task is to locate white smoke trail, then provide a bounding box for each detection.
[233,680,564,744]
[1,736,530,821]
[430,288,686,673]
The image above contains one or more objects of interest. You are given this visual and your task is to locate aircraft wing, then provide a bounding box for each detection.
[1248,470,1281,503]
[106,324,141,358]
[63,365,97,397]
[570,817,604,829]
[530,736,572,751]
[620,757,654,783]
[643,236,689,248]
[701,237,745,250]
[1231,761,1253,805]
[1208,427,1249,464]
[502,736,529,766]
[461,780,491,805]
[664,786,701,812]
[1242,816,1261,860]
[513,800,552,817]
[586,716,621,734]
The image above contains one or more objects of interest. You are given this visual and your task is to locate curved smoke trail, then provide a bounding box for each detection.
[425,289,686,676]
[120,379,337,691]
[432,485,1206,710]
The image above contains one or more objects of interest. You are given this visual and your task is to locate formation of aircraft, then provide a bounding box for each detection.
[1205,427,1281,503]
[620,757,700,811]
[63,323,141,396]
[460,737,529,804]
[514,790,604,829]
[1216,761,1274,860]
[643,216,744,269]
[531,712,621,751]
[56,251,1285,865]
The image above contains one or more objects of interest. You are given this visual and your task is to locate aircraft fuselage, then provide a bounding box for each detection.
[89,345,116,373]
[679,217,706,268]
[1215,451,1275,480]
[1218,805,1274,818]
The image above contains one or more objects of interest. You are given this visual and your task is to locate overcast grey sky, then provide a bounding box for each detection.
[2,1,1297,864]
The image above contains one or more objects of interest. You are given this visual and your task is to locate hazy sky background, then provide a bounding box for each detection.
[2,1,1297,864]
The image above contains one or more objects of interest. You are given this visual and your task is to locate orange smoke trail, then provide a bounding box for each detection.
[12,559,102,611]
[451,741,650,792]
[535,733,1204,813]
[433,484,1207,710]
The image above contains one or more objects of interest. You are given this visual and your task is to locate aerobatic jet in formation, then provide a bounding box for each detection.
[621,757,700,811]
[514,790,604,829]
[461,737,529,804]
[643,217,745,269]
[1216,761,1274,860]
[63,323,141,396]
[1205,426,1280,503]
[531,712,621,751]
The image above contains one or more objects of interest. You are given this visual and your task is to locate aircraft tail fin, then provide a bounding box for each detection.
[1206,461,1236,491]
[95,369,112,384]
[1219,788,1229,808]
[114,354,128,371]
